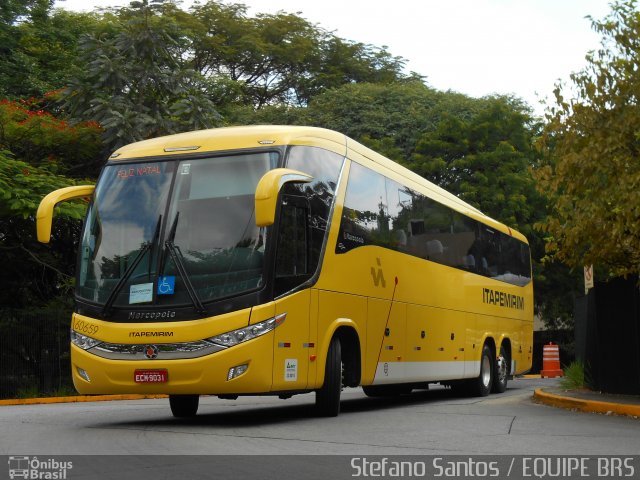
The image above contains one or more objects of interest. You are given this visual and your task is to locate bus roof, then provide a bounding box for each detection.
[110,125,527,243]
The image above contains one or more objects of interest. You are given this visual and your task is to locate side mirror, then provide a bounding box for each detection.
[37,185,95,243]
[254,168,312,227]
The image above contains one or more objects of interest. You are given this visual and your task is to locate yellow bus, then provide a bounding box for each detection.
[37,126,533,417]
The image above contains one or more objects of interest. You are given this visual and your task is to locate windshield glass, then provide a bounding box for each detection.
[77,152,277,310]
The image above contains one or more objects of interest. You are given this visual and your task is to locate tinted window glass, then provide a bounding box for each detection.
[337,161,531,287]
[274,146,344,296]
[336,162,389,253]
[78,162,174,303]
[164,153,278,304]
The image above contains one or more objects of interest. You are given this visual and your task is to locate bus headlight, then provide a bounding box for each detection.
[71,330,102,350]
[208,313,286,347]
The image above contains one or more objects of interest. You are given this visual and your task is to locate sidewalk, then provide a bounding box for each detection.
[0,394,167,406]
[533,384,640,418]
[2,381,639,418]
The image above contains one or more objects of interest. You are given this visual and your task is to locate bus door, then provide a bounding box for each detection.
[272,290,311,391]
[271,194,313,391]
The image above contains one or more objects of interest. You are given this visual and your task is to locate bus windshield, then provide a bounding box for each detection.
[77,152,278,310]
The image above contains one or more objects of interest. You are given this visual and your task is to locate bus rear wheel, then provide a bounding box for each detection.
[315,337,342,417]
[468,344,493,397]
[492,345,509,393]
[169,394,199,418]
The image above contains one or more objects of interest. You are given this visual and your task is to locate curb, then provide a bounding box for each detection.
[534,388,640,418]
[0,394,167,406]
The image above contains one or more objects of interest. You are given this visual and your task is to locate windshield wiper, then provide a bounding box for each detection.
[164,212,206,314]
[101,215,162,316]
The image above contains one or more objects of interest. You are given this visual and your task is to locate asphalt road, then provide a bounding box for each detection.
[1,377,639,458]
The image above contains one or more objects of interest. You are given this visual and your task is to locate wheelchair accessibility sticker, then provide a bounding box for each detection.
[157,276,176,295]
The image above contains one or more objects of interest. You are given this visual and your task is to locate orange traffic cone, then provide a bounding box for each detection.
[540,342,563,378]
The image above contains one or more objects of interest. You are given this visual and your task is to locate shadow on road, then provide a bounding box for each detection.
[92,386,490,430]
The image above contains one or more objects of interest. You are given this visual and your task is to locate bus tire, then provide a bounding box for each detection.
[492,345,508,393]
[315,337,342,417]
[468,344,493,397]
[169,394,199,417]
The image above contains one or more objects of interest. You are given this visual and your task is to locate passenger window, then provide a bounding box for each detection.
[336,161,531,286]
[336,162,390,253]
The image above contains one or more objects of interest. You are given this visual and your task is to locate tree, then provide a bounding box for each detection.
[0,1,99,99]
[62,0,221,153]
[0,151,87,308]
[0,99,100,308]
[535,0,640,278]
[187,1,408,109]
[411,96,540,233]
[0,97,103,178]
[230,80,450,160]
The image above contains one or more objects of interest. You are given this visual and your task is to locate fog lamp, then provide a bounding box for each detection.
[227,363,249,381]
[76,367,91,382]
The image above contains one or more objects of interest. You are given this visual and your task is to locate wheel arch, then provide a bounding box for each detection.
[482,335,496,359]
[316,319,362,388]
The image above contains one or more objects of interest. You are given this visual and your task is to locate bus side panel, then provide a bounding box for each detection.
[307,288,320,389]
[272,289,311,391]
[463,312,479,378]
[474,313,499,360]
[314,290,366,390]
[402,305,467,382]
[518,318,534,374]
[366,299,406,385]
[405,304,429,365]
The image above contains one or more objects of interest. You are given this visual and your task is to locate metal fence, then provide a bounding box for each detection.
[0,309,73,399]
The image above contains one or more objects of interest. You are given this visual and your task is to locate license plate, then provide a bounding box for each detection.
[134,369,168,383]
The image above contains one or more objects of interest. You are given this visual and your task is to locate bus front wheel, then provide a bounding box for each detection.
[315,337,342,417]
[169,394,199,417]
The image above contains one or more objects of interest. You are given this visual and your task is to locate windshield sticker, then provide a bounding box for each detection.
[129,283,153,304]
[117,165,161,180]
[157,276,176,295]
[181,163,191,175]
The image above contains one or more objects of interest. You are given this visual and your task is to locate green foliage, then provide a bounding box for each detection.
[0,100,98,308]
[535,0,640,278]
[233,81,451,161]
[62,0,221,152]
[0,98,103,177]
[304,81,444,159]
[187,1,408,108]
[559,361,589,390]
[0,2,99,99]
[410,96,541,233]
[0,151,86,219]
[533,259,582,329]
